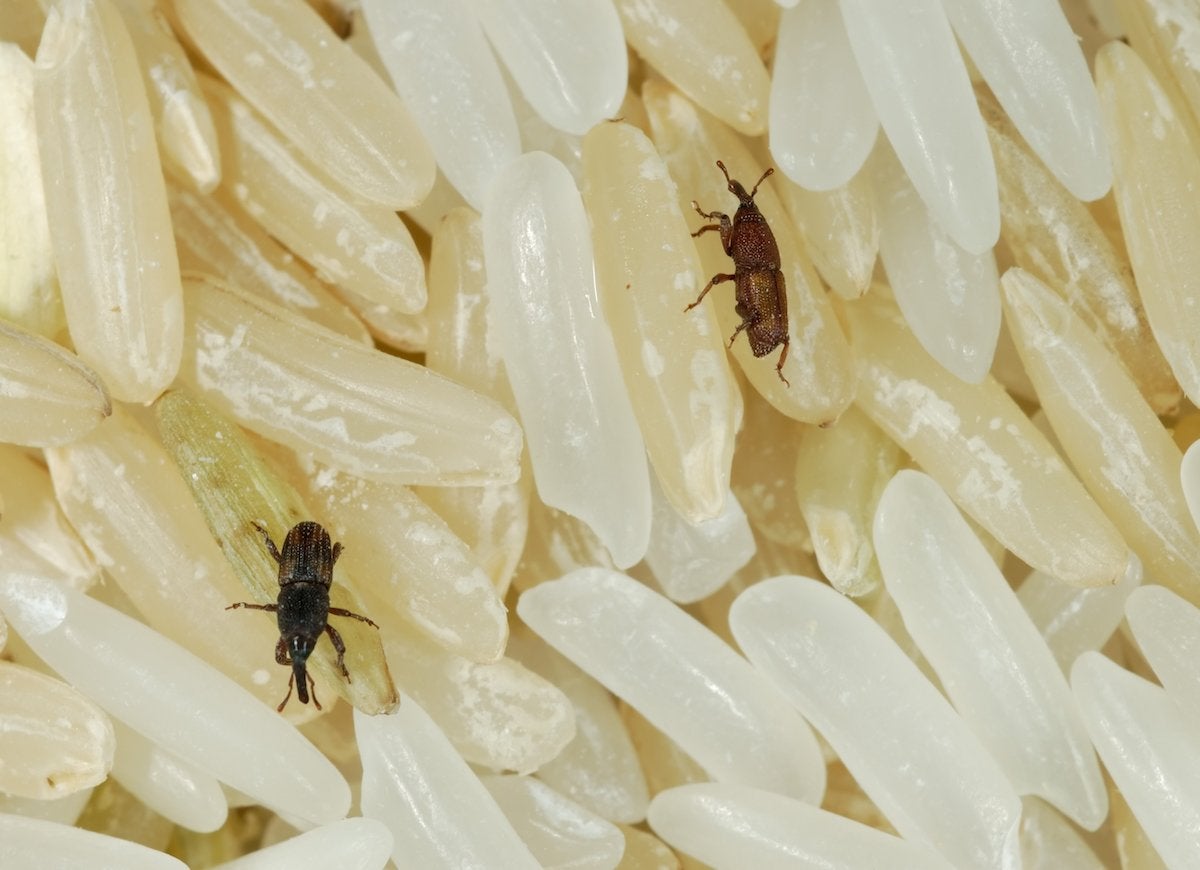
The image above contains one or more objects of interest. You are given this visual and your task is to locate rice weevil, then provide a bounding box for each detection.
[226,521,379,712]
[688,160,791,386]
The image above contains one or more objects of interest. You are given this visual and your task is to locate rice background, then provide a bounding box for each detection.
[1,0,1198,868]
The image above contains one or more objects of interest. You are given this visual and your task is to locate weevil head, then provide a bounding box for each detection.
[716,160,771,208]
[289,634,316,666]
[729,179,754,206]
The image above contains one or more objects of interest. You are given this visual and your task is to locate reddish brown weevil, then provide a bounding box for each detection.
[688,160,791,386]
[227,521,379,712]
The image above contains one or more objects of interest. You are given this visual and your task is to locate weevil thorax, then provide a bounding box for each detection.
[279,520,335,587]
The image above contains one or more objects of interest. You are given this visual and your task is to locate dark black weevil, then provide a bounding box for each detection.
[227,521,379,712]
[688,160,791,387]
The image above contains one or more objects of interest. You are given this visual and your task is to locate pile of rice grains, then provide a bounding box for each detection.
[1,0,1197,867]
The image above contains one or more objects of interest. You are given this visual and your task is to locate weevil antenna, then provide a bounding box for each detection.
[716,160,732,187]
[749,167,774,198]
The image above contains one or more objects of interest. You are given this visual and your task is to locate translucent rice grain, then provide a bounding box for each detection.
[377,626,575,774]
[794,405,900,597]
[360,0,519,211]
[1125,585,1200,726]
[694,532,820,649]
[615,824,679,869]
[0,789,92,828]
[616,0,769,135]
[777,171,878,301]
[81,784,173,854]
[730,576,1022,870]
[619,702,708,798]
[643,81,856,425]
[940,0,1109,201]
[582,122,741,524]
[422,208,508,399]
[507,627,650,824]
[1107,780,1169,870]
[871,143,1001,383]
[770,0,878,190]
[838,0,999,254]
[730,384,809,551]
[399,170,470,238]
[0,44,62,337]
[518,568,827,804]
[643,479,754,605]
[419,208,531,594]
[1019,797,1107,870]
[847,296,1130,587]
[355,699,541,869]
[201,77,427,313]
[173,0,434,208]
[167,185,371,344]
[482,775,626,870]
[511,497,617,593]
[647,783,956,870]
[0,662,114,800]
[0,446,98,591]
[0,813,187,870]
[1071,652,1200,869]
[210,818,393,870]
[1003,268,1200,605]
[728,0,783,56]
[332,288,429,353]
[110,0,219,192]
[178,273,522,487]
[483,151,651,568]
[1181,436,1200,528]
[289,460,508,664]
[474,0,626,136]
[34,0,184,403]
[44,408,300,712]
[874,471,1107,829]
[1098,41,1200,406]
[1017,558,1142,674]
[109,718,227,833]
[154,389,398,715]
[982,92,1180,415]
[0,573,351,826]
[1115,0,1200,148]
[0,319,111,448]
[505,73,586,182]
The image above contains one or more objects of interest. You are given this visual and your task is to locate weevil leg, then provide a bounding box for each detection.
[727,317,754,348]
[691,222,723,238]
[308,674,322,711]
[325,624,350,680]
[276,672,295,712]
[691,199,727,223]
[685,274,735,312]
[275,637,291,666]
[775,339,792,388]
[250,521,282,564]
[226,602,279,613]
[331,541,343,565]
[327,607,379,629]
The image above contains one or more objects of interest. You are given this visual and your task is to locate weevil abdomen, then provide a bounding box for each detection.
[277,521,339,587]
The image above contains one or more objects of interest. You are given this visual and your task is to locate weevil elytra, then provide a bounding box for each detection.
[226,521,379,712]
[688,160,791,386]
